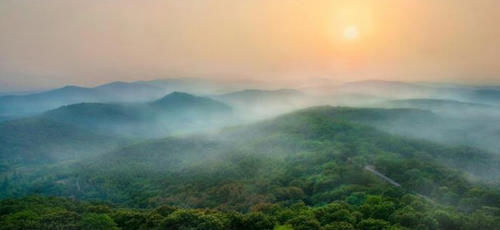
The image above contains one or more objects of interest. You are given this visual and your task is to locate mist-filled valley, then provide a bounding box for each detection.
[0,79,500,230]
[4,0,500,228]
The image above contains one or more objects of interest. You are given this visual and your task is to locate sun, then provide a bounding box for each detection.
[343,25,360,40]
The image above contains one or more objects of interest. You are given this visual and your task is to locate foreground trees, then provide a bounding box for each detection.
[1,195,499,230]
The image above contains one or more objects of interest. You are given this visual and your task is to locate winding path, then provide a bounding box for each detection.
[364,165,401,187]
[364,165,435,203]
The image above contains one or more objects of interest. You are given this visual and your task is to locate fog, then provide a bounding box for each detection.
[4,78,500,152]
[2,1,500,228]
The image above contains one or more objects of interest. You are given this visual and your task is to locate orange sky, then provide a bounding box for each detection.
[1,0,500,90]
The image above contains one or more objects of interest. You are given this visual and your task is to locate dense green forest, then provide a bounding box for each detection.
[0,118,126,167]
[2,194,498,230]
[1,106,500,229]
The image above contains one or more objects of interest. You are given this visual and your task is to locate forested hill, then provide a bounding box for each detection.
[2,106,499,229]
[0,118,125,167]
[39,92,234,137]
[309,106,500,155]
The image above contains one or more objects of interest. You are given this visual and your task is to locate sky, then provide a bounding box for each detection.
[1,0,500,91]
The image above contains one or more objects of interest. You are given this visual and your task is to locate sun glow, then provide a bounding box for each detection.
[343,25,360,40]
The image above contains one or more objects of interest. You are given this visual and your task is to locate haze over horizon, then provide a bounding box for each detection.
[1,0,500,91]
[3,2,500,229]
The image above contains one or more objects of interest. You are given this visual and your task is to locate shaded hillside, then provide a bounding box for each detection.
[0,82,167,117]
[0,78,250,118]
[379,98,500,118]
[0,92,232,172]
[42,92,234,137]
[0,118,124,168]
[152,92,231,113]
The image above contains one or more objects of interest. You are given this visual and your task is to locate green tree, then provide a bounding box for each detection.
[112,210,147,230]
[0,210,40,230]
[244,212,275,230]
[80,213,118,230]
[358,218,390,230]
[323,221,355,230]
[40,210,78,230]
[287,215,321,230]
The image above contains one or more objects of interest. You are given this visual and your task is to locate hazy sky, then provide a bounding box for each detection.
[1,0,500,90]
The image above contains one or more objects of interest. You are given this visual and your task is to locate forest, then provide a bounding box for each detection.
[3,1,500,228]
[1,102,500,229]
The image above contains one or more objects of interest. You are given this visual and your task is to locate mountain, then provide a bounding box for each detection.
[336,80,500,106]
[379,98,500,118]
[0,78,255,118]
[152,92,230,112]
[93,81,167,101]
[0,82,167,117]
[0,92,232,171]
[42,92,234,137]
[327,80,476,107]
[139,77,242,95]
[467,88,500,105]
[382,98,491,109]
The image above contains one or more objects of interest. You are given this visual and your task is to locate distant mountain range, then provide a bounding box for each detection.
[3,78,500,118]
[378,98,500,118]
[0,81,166,117]
[336,80,500,105]
[0,78,242,118]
